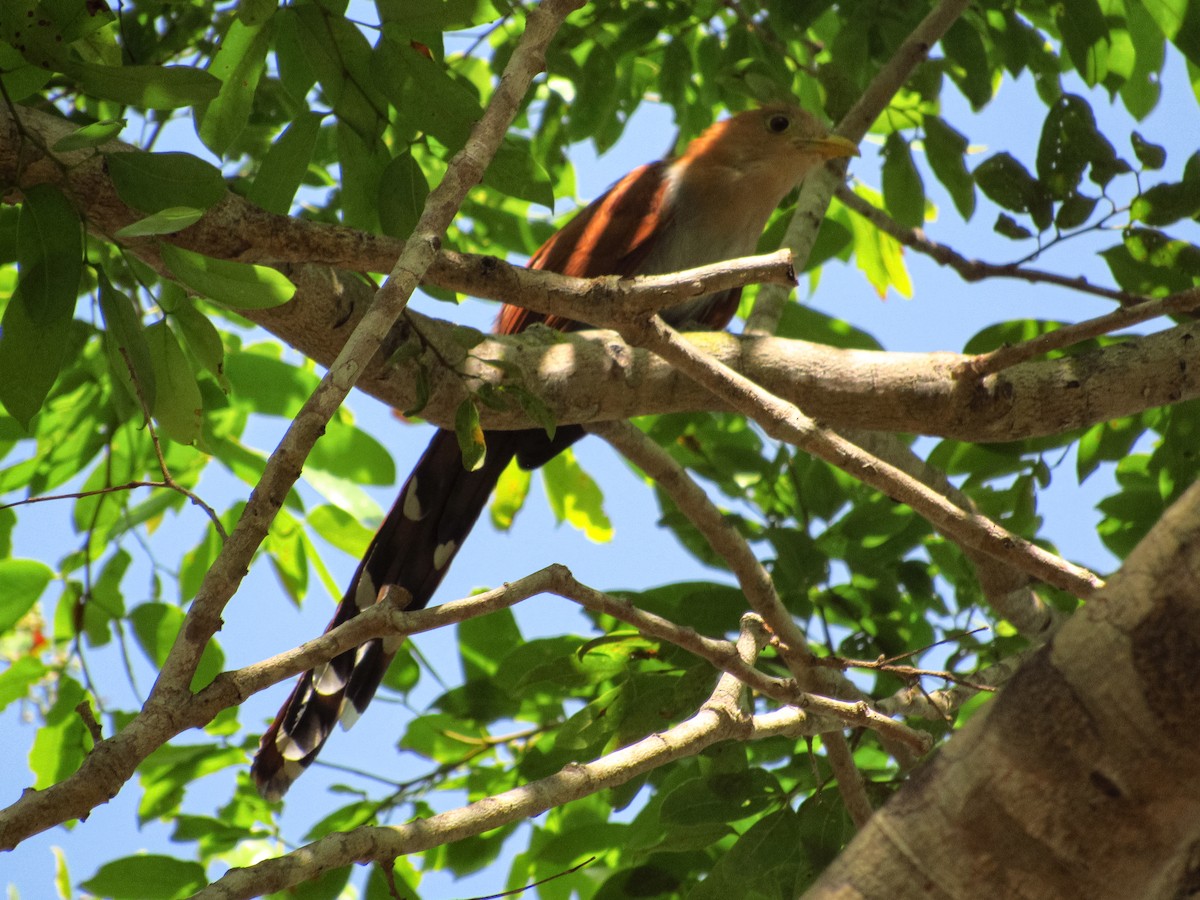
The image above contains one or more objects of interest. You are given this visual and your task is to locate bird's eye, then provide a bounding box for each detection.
[767,114,791,133]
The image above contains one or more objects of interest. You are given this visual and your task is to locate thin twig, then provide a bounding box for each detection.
[960,286,1200,377]
[823,731,873,828]
[835,185,1141,307]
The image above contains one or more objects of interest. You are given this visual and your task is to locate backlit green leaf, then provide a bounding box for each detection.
[455,399,486,471]
[72,62,220,110]
[543,450,613,542]
[160,243,296,309]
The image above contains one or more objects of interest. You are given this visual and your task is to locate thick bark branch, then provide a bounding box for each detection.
[3,97,1198,445]
[804,478,1200,900]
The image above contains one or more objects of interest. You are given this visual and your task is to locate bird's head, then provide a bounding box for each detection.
[676,104,859,203]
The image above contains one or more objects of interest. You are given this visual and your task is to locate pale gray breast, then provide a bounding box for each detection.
[641,163,778,327]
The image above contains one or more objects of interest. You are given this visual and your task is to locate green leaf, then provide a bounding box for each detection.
[1131,181,1200,226]
[483,137,555,210]
[14,183,81,327]
[490,459,531,530]
[224,346,318,416]
[0,51,53,102]
[28,675,89,789]
[335,123,388,233]
[459,607,522,680]
[107,151,227,214]
[159,243,295,309]
[1037,93,1126,199]
[144,322,203,444]
[378,150,431,239]
[308,504,373,556]
[0,184,80,426]
[247,111,323,214]
[454,399,486,471]
[1055,192,1098,230]
[1054,0,1111,85]
[687,808,810,900]
[1131,130,1167,169]
[170,299,227,387]
[115,207,207,239]
[376,0,500,30]
[661,770,781,825]
[567,44,619,141]
[542,449,613,542]
[80,855,206,899]
[942,19,994,109]
[974,152,1052,229]
[881,133,925,228]
[71,62,220,110]
[509,385,558,439]
[375,38,482,152]
[402,712,478,762]
[994,213,1034,240]
[923,115,975,219]
[293,3,387,142]
[137,743,245,823]
[1139,0,1200,69]
[0,655,47,712]
[0,558,53,634]
[309,419,395,484]
[847,187,912,298]
[775,302,882,351]
[53,846,71,899]
[1101,231,1200,295]
[52,118,126,152]
[196,15,273,156]
[129,602,225,690]
[99,275,156,413]
[1120,1,1166,117]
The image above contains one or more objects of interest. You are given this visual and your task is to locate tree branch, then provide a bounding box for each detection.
[618,314,1103,598]
[198,612,893,899]
[805,481,1200,900]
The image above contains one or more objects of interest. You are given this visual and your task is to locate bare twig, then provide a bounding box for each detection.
[835,185,1141,307]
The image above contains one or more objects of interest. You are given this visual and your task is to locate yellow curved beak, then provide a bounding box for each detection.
[810,134,860,159]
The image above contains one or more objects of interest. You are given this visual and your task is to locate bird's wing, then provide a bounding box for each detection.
[494,160,672,335]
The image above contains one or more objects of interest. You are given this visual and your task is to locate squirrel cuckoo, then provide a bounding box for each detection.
[252,105,858,799]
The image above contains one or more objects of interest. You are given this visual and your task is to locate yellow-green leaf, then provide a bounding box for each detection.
[160,243,295,309]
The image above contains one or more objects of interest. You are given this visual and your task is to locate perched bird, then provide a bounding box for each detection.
[252,104,858,799]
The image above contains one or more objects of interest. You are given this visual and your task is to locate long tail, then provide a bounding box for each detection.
[251,425,580,799]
